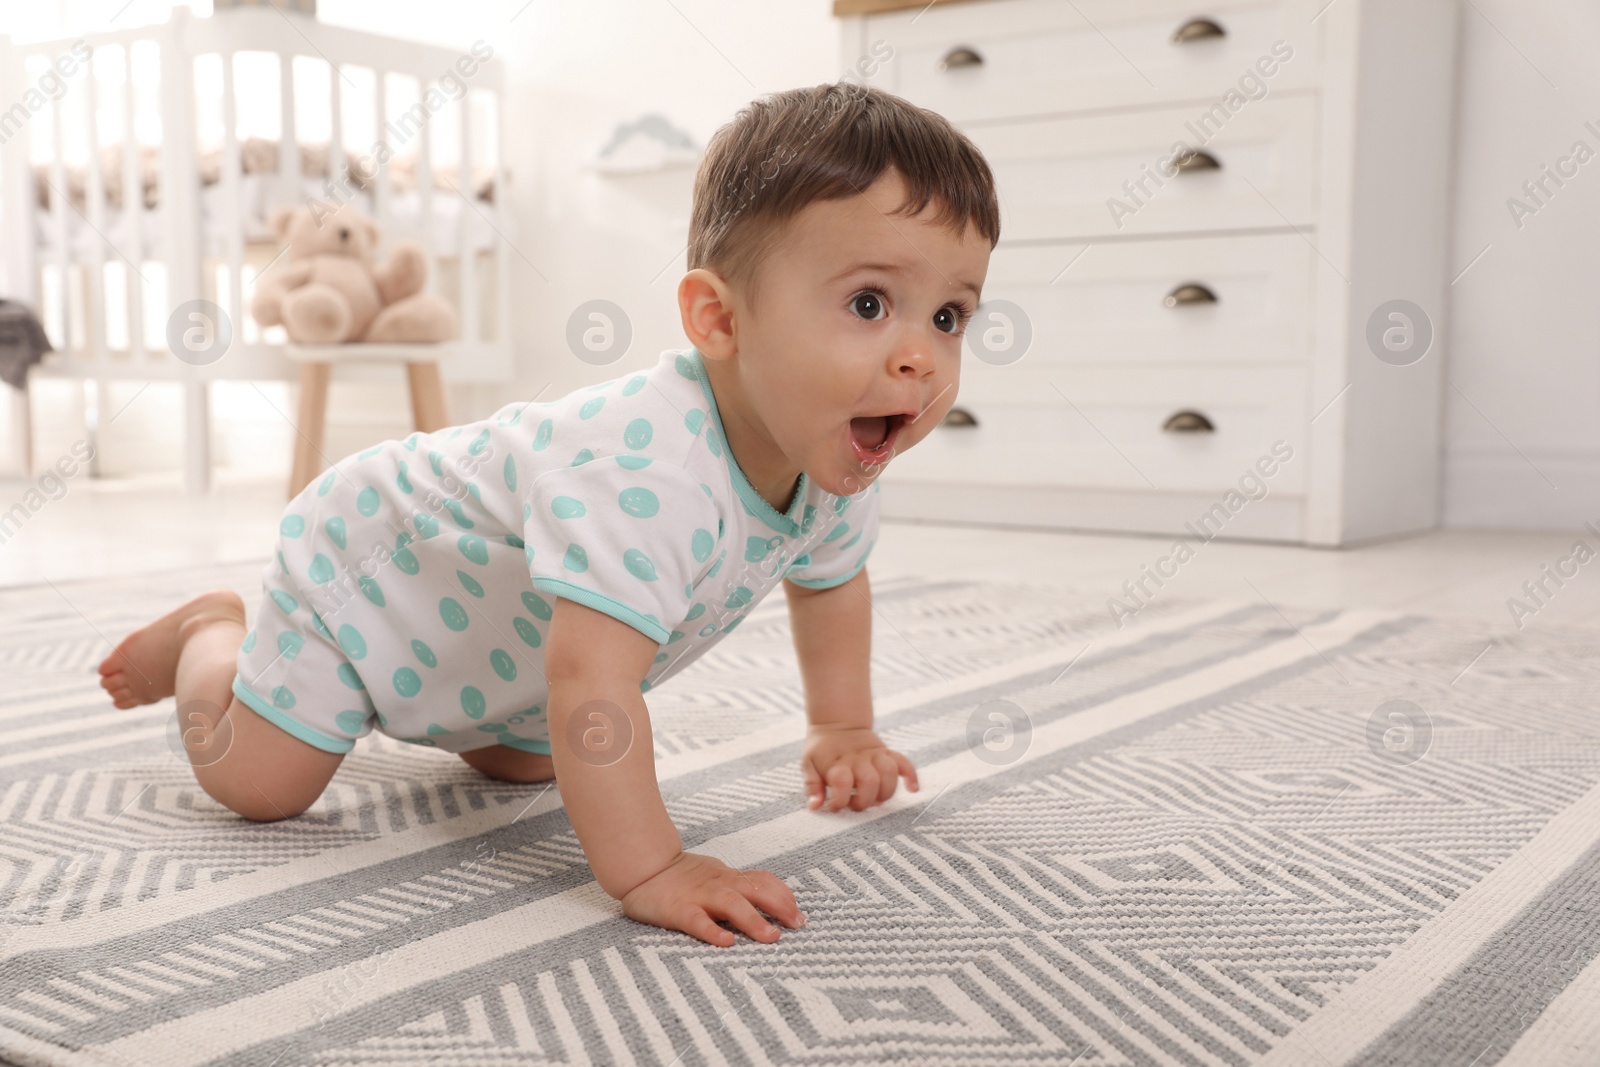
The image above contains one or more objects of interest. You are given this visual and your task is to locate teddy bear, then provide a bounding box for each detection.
[250,201,458,344]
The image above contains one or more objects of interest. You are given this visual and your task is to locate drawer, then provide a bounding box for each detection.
[890,364,1308,495]
[966,93,1318,241]
[964,233,1315,369]
[867,0,1321,123]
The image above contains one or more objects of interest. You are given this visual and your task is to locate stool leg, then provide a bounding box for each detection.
[406,361,449,433]
[288,361,332,499]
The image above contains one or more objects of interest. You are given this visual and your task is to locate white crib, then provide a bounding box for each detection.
[0,6,515,493]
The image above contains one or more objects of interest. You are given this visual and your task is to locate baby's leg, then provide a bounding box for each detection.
[459,746,554,784]
[99,591,344,821]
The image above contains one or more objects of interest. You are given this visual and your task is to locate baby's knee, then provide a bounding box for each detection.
[195,769,314,822]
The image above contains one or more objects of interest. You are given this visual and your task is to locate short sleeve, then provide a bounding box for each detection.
[784,482,880,589]
[522,456,721,644]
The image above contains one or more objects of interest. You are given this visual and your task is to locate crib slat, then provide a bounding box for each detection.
[458,93,477,345]
[280,52,300,209]
[84,58,109,369]
[416,82,435,297]
[328,62,344,206]
[373,74,390,226]
[222,53,243,355]
[122,47,146,363]
[48,90,71,357]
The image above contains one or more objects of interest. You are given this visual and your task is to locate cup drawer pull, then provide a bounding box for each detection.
[1172,17,1227,44]
[1173,149,1222,173]
[939,46,984,71]
[1164,283,1219,307]
[1163,410,1215,433]
[942,406,979,427]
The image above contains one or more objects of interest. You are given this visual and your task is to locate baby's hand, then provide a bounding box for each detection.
[620,851,806,947]
[802,725,919,812]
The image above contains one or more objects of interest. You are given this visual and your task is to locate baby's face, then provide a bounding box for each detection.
[732,169,992,496]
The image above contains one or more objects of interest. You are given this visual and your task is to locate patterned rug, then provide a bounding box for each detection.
[2,561,1599,1066]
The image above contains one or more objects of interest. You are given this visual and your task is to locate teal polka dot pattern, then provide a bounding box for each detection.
[358,576,385,606]
[674,353,696,379]
[272,685,297,709]
[271,590,299,615]
[280,514,305,537]
[624,549,657,581]
[356,487,380,516]
[686,602,706,621]
[428,451,445,477]
[335,709,367,734]
[411,639,438,667]
[410,511,438,540]
[624,418,653,450]
[241,629,257,653]
[461,686,486,719]
[395,668,425,700]
[469,429,491,455]
[618,487,658,519]
[440,597,470,631]
[571,448,595,466]
[513,616,542,647]
[692,528,714,562]
[397,463,413,494]
[533,418,553,450]
[457,569,485,597]
[337,624,368,660]
[622,374,646,396]
[503,454,517,491]
[824,522,850,543]
[311,612,334,641]
[616,454,652,470]
[308,553,336,585]
[552,496,586,519]
[705,428,722,458]
[317,470,337,495]
[684,409,705,435]
[278,632,304,659]
[522,591,553,620]
[445,498,475,529]
[458,534,489,565]
[725,586,753,609]
[336,663,365,690]
[490,648,517,681]
[563,543,589,572]
[579,396,605,419]
[392,546,420,575]
[325,516,347,549]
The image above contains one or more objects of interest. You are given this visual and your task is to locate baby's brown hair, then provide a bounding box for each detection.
[687,82,1001,301]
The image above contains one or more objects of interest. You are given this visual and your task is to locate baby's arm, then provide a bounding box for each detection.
[544,597,806,946]
[783,564,920,812]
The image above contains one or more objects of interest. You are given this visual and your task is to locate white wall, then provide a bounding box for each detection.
[1441,0,1600,529]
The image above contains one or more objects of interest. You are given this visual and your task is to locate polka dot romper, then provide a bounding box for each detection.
[232,346,881,755]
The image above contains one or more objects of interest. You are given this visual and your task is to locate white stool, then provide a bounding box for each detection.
[282,343,454,499]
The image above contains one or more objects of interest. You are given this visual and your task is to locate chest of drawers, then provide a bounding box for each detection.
[836,0,1461,545]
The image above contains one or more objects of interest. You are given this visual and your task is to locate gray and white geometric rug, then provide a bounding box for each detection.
[2,561,1600,1066]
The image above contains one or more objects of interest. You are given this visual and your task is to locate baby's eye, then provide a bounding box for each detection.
[934,303,966,334]
[850,291,886,321]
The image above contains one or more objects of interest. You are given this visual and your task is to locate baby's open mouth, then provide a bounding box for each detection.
[848,411,908,465]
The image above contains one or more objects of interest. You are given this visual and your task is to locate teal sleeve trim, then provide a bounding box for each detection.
[231,675,356,754]
[495,734,553,755]
[785,549,869,590]
[532,577,671,644]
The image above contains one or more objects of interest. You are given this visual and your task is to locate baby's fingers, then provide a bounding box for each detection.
[891,749,920,793]
[736,869,806,928]
[704,888,781,944]
[824,763,854,813]
[679,907,737,948]
[803,759,825,810]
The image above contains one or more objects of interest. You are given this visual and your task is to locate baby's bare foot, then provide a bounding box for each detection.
[98,590,247,709]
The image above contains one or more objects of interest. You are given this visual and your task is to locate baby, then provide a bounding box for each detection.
[98,81,999,947]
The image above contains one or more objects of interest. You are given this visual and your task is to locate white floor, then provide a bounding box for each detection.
[1,469,1595,640]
